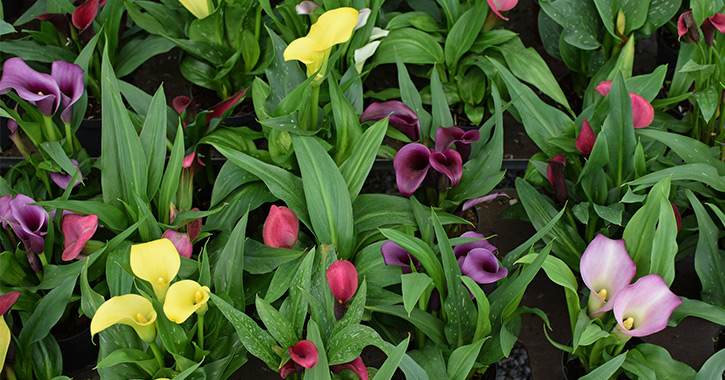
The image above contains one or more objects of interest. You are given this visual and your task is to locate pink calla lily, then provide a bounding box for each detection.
[576,119,596,156]
[580,234,636,314]
[280,361,298,378]
[394,143,431,197]
[613,274,681,337]
[173,96,193,114]
[262,205,299,249]
[460,248,507,284]
[0,291,20,315]
[0,58,61,116]
[289,340,319,369]
[361,101,421,141]
[461,192,510,212]
[429,149,463,188]
[295,1,319,15]
[381,240,421,273]
[487,0,517,20]
[62,214,97,261]
[595,81,654,129]
[331,356,369,380]
[326,260,358,304]
[162,229,193,258]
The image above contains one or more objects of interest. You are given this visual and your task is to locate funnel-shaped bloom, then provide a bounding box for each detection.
[394,143,431,196]
[296,1,319,15]
[580,234,636,314]
[355,8,371,30]
[161,229,193,258]
[51,60,85,123]
[179,0,212,19]
[62,214,98,261]
[613,274,681,337]
[289,340,319,369]
[700,14,725,45]
[487,0,517,20]
[130,239,181,302]
[173,96,193,115]
[0,291,20,368]
[546,154,567,204]
[332,357,369,380]
[0,291,20,315]
[280,362,299,378]
[429,150,463,188]
[263,205,299,249]
[454,232,497,266]
[7,194,49,259]
[361,101,420,141]
[50,158,83,189]
[163,280,210,323]
[0,58,61,116]
[381,240,421,273]
[206,89,247,123]
[434,126,480,161]
[576,119,596,156]
[678,10,700,43]
[91,294,157,342]
[595,81,654,129]
[326,260,358,304]
[460,248,507,284]
[284,7,359,76]
[71,0,98,32]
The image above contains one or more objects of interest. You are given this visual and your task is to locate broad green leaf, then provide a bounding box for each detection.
[694,347,725,380]
[327,324,383,365]
[444,1,485,71]
[371,337,409,380]
[305,320,332,380]
[138,86,168,201]
[255,295,297,349]
[539,0,601,50]
[214,212,247,308]
[18,277,76,351]
[446,338,487,380]
[367,305,446,347]
[401,272,433,316]
[580,352,626,380]
[685,190,725,305]
[157,123,184,224]
[339,118,388,201]
[373,28,445,66]
[396,55,432,136]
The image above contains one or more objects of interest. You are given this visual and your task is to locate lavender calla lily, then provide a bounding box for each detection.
[429,149,463,188]
[0,195,11,228]
[394,143,431,197]
[454,231,498,265]
[381,240,421,273]
[62,214,97,261]
[51,60,85,123]
[461,192,510,212]
[295,1,319,15]
[613,274,681,337]
[460,248,507,284]
[580,234,636,314]
[7,194,49,256]
[0,58,61,116]
[50,158,83,189]
[361,101,420,141]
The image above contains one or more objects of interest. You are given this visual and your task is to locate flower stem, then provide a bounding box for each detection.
[149,340,165,369]
[42,115,59,142]
[309,83,320,131]
[197,313,205,352]
[64,122,74,153]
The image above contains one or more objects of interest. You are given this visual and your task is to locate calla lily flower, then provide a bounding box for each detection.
[284,7,359,77]
[179,0,212,19]
[580,234,636,314]
[161,229,193,258]
[51,60,85,123]
[5,194,49,271]
[206,89,247,123]
[546,154,567,204]
[430,149,463,188]
[62,214,98,261]
[671,203,682,232]
[678,9,725,45]
[91,294,158,343]
[361,101,420,141]
[487,0,517,20]
[0,194,12,228]
[0,58,61,116]
[354,40,382,74]
[576,119,596,156]
[71,0,98,32]
[355,8,371,30]
[163,280,210,323]
[394,143,431,197]
[700,14,725,45]
[1,291,21,368]
[173,96,193,115]
[296,1,319,15]
[50,158,83,189]
[332,356,369,380]
[289,340,319,369]
[130,238,181,302]
[280,361,299,378]
[613,274,682,337]
[263,205,299,249]
[460,192,510,212]
[454,231,498,266]
[460,248,507,284]
[326,260,358,304]
[595,81,654,129]
[381,240,421,273]
[434,126,480,161]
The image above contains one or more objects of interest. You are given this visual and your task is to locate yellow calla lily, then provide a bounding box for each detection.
[163,280,210,324]
[284,7,359,77]
[90,294,158,343]
[178,0,212,19]
[130,238,181,302]
[1,317,10,368]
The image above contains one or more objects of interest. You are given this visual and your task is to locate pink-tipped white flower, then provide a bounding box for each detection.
[613,274,682,337]
[487,0,517,20]
[580,234,636,314]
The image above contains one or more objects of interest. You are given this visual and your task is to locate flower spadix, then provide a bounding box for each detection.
[613,274,681,337]
[580,234,636,314]
[163,280,210,323]
[90,294,157,343]
[284,7,359,77]
[130,238,181,302]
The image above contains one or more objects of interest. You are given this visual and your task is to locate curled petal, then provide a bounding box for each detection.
[173,96,193,114]
[162,229,193,258]
[580,234,636,314]
[454,231,497,260]
[461,192,510,212]
[355,8,371,30]
[326,260,358,303]
[381,240,420,273]
[361,101,420,141]
[179,0,211,19]
[332,356,368,380]
[487,0,517,20]
[613,274,682,337]
[707,13,725,33]
[460,248,507,284]
[595,81,612,97]
[206,89,246,123]
[0,291,21,315]
[50,158,83,189]
[0,194,12,228]
[280,362,298,378]
[71,0,98,32]
[263,205,299,249]
[289,340,319,369]
[429,149,463,187]
[51,61,85,123]
[630,93,654,129]
[546,154,567,204]
[62,214,98,261]
[130,238,181,302]
[677,10,698,41]
[576,119,596,155]
[435,126,463,152]
[307,7,359,49]
[0,58,61,116]
[295,1,319,15]
[354,40,381,74]
[91,294,157,342]
[163,280,210,323]
[9,194,49,255]
[394,143,431,197]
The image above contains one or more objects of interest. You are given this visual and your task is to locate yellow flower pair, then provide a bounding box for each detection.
[90,239,210,342]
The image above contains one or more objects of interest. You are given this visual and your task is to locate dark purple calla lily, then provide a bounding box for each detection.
[361,101,420,141]
[162,229,193,258]
[71,0,99,32]
[51,61,85,123]
[8,194,49,256]
[576,119,596,156]
[331,356,369,380]
[429,149,463,188]
[460,248,507,284]
[678,10,700,43]
[546,154,567,204]
[50,158,83,189]
[454,231,497,266]
[289,340,319,369]
[701,13,725,45]
[0,58,61,116]
[580,234,636,315]
[173,96,193,114]
[206,89,247,123]
[326,260,358,304]
[434,126,480,161]
[62,214,97,261]
[381,240,421,273]
[394,143,431,197]
[613,274,681,337]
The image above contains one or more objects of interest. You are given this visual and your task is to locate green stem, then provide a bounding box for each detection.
[149,341,165,369]
[197,313,205,352]
[64,122,74,153]
[309,84,320,131]
[42,115,59,142]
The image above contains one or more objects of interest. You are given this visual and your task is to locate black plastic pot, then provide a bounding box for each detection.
[56,326,98,372]
[715,327,725,353]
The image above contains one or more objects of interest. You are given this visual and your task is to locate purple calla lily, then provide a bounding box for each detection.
[613,274,681,337]
[460,248,507,284]
[381,240,421,273]
[461,192,510,212]
[0,58,61,116]
[62,214,97,260]
[8,194,49,256]
[580,234,636,314]
[51,61,85,123]
[50,158,83,189]
[331,356,369,380]
[434,126,480,161]
[289,340,319,369]
[454,231,498,266]
[394,143,431,197]
[430,149,463,188]
[361,101,420,141]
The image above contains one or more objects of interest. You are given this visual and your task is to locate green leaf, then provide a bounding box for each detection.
[36,200,128,233]
[380,229,445,294]
[138,86,168,201]
[444,1,485,71]
[255,295,297,349]
[539,0,601,50]
[38,141,81,186]
[446,338,487,380]
[603,73,636,185]
[685,190,725,305]
[0,41,76,63]
[636,129,725,175]
[694,348,725,380]
[367,305,446,347]
[373,28,445,66]
[157,123,184,224]
[430,67,453,136]
[214,212,247,308]
[115,35,175,77]
[339,118,388,201]
[401,272,433,316]
[329,73,362,164]
[327,324,383,365]
[395,55,432,136]
[371,337,410,380]
[579,352,626,380]
[18,277,76,351]
[305,320,332,380]
[693,85,719,123]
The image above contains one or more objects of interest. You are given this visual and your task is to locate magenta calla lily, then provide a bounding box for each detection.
[546,154,567,204]
[206,89,246,123]
[71,0,99,32]
[0,291,20,315]
[331,356,369,380]
[262,205,299,249]
[289,340,319,369]
[434,126,480,161]
[326,260,358,304]
[381,240,421,273]
[62,214,97,261]
[454,231,497,266]
[461,192,510,212]
[50,158,83,189]
[613,274,682,337]
[6,194,49,258]
[678,9,725,45]
[0,58,61,116]
[394,143,431,197]
[429,149,463,188]
[595,81,654,129]
[460,248,507,284]
[280,361,298,378]
[361,101,421,141]
[580,234,636,314]
[51,61,85,123]
[162,229,193,258]
[173,96,193,114]
[487,0,517,20]
[576,119,596,156]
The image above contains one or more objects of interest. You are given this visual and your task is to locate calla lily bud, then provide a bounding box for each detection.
[580,234,636,314]
[381,240,421,273]
[576,119,596,156]
[130,238,181,302]
[326,260,358,304]
[487,0,517,20]
[546,154,567,204]
[206,89,247,123]
[162,229,193,258]
[62,214,98,261]
[280,361,299,378]
[72,0,98,32]
[613,274,681,337]
[263,205,299,249]
[50,158,83,189]
[332,356,369,380]
[289,340,319,369]
[163,280,210,323]
[91,294,158,343]
[361,101,420,141]
[355,8,371,30]
[295,1,319,15]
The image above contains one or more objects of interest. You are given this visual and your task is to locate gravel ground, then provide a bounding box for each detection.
[496,343,533,380]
